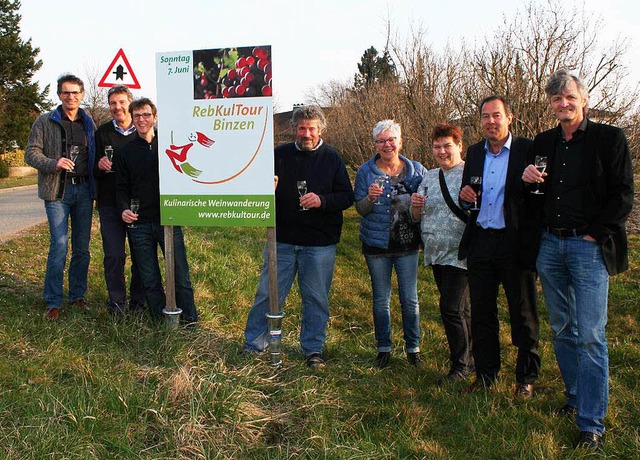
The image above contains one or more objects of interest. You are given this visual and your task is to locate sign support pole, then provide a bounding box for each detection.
[163,225,182,327]
[266,226,284,365]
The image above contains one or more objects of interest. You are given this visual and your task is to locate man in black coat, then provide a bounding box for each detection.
[522,70,633,451]
[94,85,145,315]
[458,95,540,398]
[243,106,354,368]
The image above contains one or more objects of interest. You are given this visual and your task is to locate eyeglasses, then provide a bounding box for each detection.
[59,91,82,97]
[133,113,154,119]
[374,137,397,145]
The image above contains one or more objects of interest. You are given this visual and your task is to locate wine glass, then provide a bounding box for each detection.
[470,176,482,210]
[68,145,80,172]
[297,180,308,211]
[128,198,140,228]
[531,156,547,195]
[417,183,428,215]
[105,145,114,173]
[373,175,387,205]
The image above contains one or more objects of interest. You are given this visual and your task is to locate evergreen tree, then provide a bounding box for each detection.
[0,0,49,152]
[354,46,397,89]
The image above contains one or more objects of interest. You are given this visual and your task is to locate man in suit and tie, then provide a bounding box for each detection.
[458,95,540,398]
[522,70,633,450]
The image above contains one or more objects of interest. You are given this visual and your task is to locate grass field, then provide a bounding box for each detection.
[0,208,639,459]
[0,175,38,190]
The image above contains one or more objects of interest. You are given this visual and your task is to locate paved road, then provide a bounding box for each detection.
[0,185,47,242]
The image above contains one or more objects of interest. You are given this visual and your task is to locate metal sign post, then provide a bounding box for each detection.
[266,226,284,366]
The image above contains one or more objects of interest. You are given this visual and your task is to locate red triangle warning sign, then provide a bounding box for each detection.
[98,49,141,89]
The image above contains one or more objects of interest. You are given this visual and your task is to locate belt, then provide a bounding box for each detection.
[66,176,86,185]
[476,226,506,235]
[544,226,587,238]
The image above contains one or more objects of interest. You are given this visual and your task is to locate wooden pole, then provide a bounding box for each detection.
[163,225,181,326]
[266,226,278,315]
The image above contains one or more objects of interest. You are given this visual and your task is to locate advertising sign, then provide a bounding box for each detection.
[156,45,274,226]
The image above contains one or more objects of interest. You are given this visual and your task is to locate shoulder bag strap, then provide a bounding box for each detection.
[439,169,469,224]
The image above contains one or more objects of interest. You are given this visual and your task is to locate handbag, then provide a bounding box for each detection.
[438,169,469,224]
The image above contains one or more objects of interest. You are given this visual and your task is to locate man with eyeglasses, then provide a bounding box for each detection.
[25,74,97,321]
[115,98,198,326]
[94,85,145,315]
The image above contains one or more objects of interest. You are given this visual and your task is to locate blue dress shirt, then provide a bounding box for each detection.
[476,134,511,230]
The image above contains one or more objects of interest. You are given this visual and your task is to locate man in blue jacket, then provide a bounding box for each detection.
[25,74,96,321]
[243,106,354,367]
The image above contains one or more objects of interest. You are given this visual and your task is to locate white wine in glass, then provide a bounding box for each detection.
[105,145,114,173]
[297,180,308,211]
[129,198,140,228]
[418,183,428,215]
[373,175,386,205]
[531,156,547,195]
[68,145,80,172]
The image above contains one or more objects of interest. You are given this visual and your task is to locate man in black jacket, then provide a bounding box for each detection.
[243,106,354,367]
[458,95,540,398]
[116,98,198,325]
[523,70,633,450]
[94,85,144,315]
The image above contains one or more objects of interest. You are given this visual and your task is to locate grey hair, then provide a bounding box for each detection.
[545,69,589,103]
[107,85,134,103]
[372,119,401,140]
[290,105,327,131]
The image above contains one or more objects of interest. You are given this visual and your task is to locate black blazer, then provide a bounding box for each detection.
[458,136,533,260]
[524,120,634,275]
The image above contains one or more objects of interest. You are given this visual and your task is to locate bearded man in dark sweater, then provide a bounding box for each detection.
[94,85,145,315]
[243,106,354,368]
[115,98,198,325]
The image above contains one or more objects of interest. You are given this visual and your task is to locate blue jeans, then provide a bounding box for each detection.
[128,223,198,323]
[43,182,93,309]
[97,205,144,306]
[537,232,609,435]
[365,253,420,353]
[244,243,337,356]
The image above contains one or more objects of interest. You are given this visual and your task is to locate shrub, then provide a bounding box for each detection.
[0,158,9,178]
[2,150,28,167]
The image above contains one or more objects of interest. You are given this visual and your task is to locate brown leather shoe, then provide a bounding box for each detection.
[71,299,90,312]
[514,383,534,399]
[45,308,60,321]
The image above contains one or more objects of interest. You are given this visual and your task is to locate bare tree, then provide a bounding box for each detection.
[314,0,638,170]
[82,63,110,126]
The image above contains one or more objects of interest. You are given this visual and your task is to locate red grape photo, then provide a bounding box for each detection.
[193,46,272,100]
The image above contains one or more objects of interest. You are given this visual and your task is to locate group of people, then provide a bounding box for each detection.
[23,69,632,451]
[25,74,198,325]
[242,70,633,451]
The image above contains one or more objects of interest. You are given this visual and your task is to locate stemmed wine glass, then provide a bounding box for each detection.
[417,183,429,215]
[68,145,80,172]
[531,156,547,195]
[470,176,482,211]
[373,175,387,205]
[297,180,308,211]
[105,145,114,173]
[128,198,140,228]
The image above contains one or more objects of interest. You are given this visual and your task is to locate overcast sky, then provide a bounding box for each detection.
[18,0,639,113]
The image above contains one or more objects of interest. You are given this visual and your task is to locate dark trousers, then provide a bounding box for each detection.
[467,229,540,384]
[431,264,472,373]
[98,205,145,306]
[128,223,198,323]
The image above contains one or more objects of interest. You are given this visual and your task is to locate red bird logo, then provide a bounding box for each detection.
[165,131,215,178]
